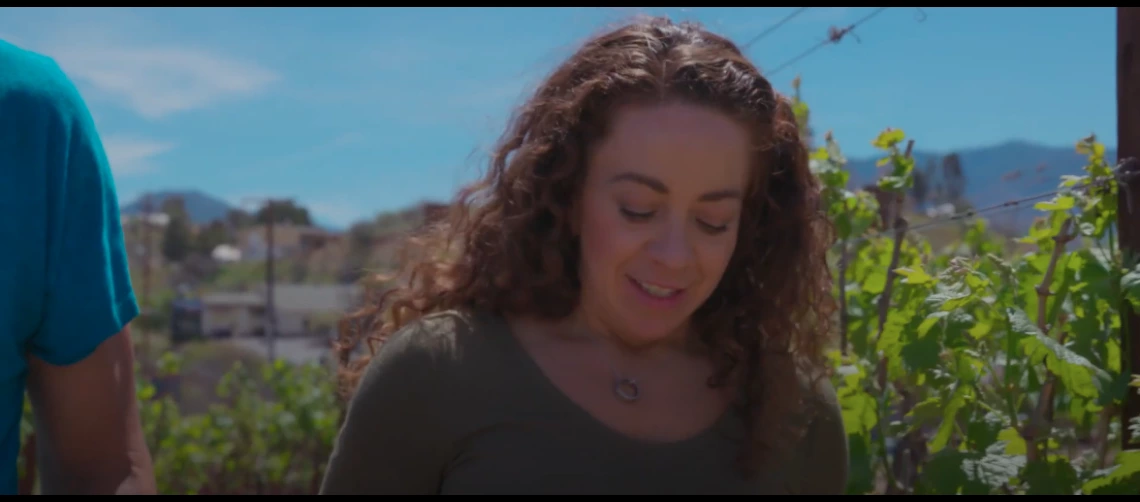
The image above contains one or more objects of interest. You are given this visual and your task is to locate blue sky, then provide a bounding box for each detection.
[0,7,1116,228]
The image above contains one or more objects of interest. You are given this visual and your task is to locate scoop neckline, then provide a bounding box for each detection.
[478,310,737,450]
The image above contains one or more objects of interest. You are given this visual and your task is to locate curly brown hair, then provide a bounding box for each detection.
[337,16,836,475]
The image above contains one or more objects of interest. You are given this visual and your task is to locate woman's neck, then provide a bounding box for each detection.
[559,308,697,359]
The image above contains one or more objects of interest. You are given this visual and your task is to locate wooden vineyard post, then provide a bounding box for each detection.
[1117,6,1140,451]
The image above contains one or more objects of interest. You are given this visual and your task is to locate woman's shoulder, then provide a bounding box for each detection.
[361,308,508,382]
[381,310,477,354]
[325,309,502,494]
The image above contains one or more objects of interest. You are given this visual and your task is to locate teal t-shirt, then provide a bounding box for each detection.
[0,40,139,494]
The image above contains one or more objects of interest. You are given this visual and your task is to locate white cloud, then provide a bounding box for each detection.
[49,43,278,120]
[102,136,175,176]
[2,8,278,119]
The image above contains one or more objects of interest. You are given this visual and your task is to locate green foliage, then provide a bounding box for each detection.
[19,354,342,495]
[255,200,313,227]
[805,86,1140,493]
[161,197,194,263]
[195,220,230,256]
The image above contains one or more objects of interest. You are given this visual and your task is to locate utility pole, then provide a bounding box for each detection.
[1117,7,1140,451]
[241,196,292,362]
[140,194,154,362]
[141,194,153,311]
[265,199,278,362]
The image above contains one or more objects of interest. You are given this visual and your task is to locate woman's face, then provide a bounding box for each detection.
[575,101,752,349]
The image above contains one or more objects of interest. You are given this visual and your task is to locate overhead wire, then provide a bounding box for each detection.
[832,160,1140,250]
[740,7,811,51]
[766,7,891,77]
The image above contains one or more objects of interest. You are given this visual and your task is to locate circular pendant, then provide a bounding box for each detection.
[614,378,641,402]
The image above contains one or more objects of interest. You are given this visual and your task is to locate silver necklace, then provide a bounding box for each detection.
[574,328,642,403]
[612,373,642,403]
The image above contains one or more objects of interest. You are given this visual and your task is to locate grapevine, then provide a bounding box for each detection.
[798,75,1140,494]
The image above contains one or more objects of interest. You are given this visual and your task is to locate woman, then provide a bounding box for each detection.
[320,16,847,495]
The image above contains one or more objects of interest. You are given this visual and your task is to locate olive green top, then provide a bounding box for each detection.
[320,310,848,495]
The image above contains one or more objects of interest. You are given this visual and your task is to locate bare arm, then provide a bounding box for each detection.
[10,43,153,495]
[26,326,155,495]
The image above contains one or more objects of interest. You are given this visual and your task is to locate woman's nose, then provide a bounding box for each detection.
[646,217,693,271]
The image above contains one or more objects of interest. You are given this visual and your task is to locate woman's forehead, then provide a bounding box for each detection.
[587,103,753,193]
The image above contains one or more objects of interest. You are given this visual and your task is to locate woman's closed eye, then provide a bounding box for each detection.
[620,207,654,221]
[698,220,729,234]
[620,206,731,234]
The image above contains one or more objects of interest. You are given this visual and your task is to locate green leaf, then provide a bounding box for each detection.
[964,412,1005,452]
[926,283,975,312]
[995,427,1026,455]
[895,266,934,285]
[961,445,1025,494]
[901,336,940,372]
[845,434,876,494]
[1082,450,1140,495]
[1122,265,1140,310]
[1033,195,1076,212]
[1022,458,1080,495]
[906,397,944,428]
[872,128,906,149]
[916,450,970,495]
[839,390,878,436]
[929,384,970,454]
[1006,307,1108,399]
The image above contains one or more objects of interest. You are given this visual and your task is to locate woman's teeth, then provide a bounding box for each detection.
[634,279,680,298]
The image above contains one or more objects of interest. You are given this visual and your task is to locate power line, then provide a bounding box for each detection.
[766,7,891,77]
[741,7,811,51]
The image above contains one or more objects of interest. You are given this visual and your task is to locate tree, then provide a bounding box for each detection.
[225,209,254,230]
[940,153,968,204]
[910,166,929,209]
[923,159,944,205]
[255,200,312,226]
[195,220,230,256]
[161,197,193,263]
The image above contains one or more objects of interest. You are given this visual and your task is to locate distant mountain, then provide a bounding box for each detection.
[844,139,1117,231]
[120,190,235,225]
[120,190,343,231]
[121,140,1114,232]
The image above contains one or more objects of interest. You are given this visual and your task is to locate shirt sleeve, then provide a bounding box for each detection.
[29,64,139,366]
[320,319,456,495]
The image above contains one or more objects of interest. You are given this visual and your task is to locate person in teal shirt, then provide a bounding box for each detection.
[0,39,156,494]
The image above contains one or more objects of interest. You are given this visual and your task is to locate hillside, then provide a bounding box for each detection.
[121,190,235,225]
[121,190,342,230]
[122,140,1110,242]
[845,139,1117,231]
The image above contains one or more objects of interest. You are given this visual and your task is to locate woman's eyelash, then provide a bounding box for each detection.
[621,207,730,234]
[620,207,654,220]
